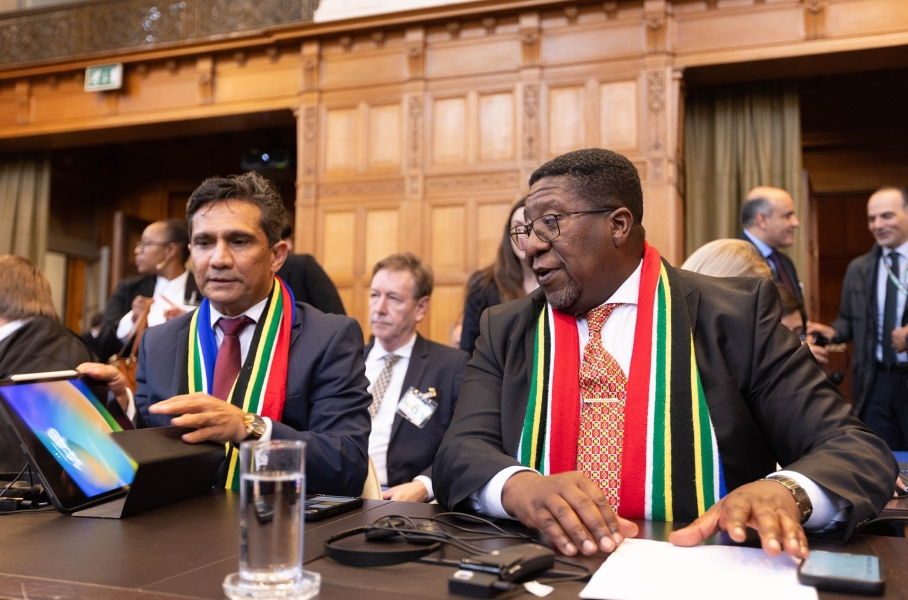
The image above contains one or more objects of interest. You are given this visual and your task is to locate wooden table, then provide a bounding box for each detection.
[1,492,907,599]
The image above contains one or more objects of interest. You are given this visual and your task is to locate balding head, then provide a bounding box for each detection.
[740,186,799,249]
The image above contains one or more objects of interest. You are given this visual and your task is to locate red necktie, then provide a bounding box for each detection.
[576,303,627,511]
[212,316,254,400]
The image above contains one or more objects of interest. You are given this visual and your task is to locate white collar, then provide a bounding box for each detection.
[0,319,30,344]
[373,332,417,360]
[208,296,269,330]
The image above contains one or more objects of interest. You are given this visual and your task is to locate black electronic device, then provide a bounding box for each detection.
[797,550,884,595]
[303,494,363,521]
[460,544,555,582]
[812,334,830,347]
[0,372,223,517]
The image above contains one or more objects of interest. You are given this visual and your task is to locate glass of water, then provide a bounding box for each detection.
[223,440,320,600]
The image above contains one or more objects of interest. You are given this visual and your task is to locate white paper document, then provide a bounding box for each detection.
[579,539,817,600]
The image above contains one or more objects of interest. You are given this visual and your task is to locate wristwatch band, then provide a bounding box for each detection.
[760,474,813,524]
[243,413,266,440]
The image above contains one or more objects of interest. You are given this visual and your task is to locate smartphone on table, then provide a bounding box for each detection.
[797,550,884,595]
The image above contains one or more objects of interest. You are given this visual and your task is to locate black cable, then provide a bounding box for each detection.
[0,463,29,499]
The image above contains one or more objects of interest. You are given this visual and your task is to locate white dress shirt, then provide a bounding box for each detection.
[365,333,434,499]
[875,241,908,363]
[116,271,198,341]
[470,261,848,532]
[0,319,28,344]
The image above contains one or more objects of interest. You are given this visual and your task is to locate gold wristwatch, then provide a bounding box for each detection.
[243,413,266,440]
[761,474,813,524]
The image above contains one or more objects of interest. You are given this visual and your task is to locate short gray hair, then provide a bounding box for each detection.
[740,197,773,227]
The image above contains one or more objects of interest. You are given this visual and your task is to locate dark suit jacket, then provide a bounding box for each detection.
[277,254,346,316]
[460,272,502,356]
[134,302,372,496]
[0,317,95,472]
[98,273,201,360]
[365,334,469,486]
[434,266,896,540]
[829,245,908,414]
[739,231,803,302]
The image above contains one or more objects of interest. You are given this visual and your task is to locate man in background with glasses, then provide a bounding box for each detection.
[434,148,894,561]
[97,219,200,360]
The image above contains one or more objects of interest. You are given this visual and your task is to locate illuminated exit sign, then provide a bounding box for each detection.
[84,63,123,92]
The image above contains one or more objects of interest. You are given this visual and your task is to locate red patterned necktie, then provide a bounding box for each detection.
[576,303,627,512]
[212,316,254,400]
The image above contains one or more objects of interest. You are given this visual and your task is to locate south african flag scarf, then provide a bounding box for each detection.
[517,243,726,522]
[185,277,296,490]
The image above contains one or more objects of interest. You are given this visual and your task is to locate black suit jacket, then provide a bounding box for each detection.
[739,231,803,302]
[0,317,95,472]
[434,266,896,540]
[365,334,469,486]
[277,254,346,316]
[98,273,201,360]
[134,302,372,496]
[830,245,908,414]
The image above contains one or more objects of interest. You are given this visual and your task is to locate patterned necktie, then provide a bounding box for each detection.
[369,354,400,418]
[767,251,798,298]
[576,303,627,512]
[883,251,901,366]
[212,316,254,400]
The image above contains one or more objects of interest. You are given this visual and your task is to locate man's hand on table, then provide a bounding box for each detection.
[501,471,638,557]
[383,481,429,502]
[150,393,248,444]
[668,479,809,559]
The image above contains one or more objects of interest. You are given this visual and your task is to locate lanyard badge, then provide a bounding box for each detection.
[396,387,438,428]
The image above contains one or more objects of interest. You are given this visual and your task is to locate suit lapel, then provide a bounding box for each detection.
[680,273,700,338]
[868,246,882,333]
[390,334,428,441]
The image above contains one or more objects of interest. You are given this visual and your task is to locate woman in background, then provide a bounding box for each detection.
[0,254,95,473]
[459,198,537,355]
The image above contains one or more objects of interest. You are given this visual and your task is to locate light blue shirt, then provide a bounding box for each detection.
[875,241,908,363]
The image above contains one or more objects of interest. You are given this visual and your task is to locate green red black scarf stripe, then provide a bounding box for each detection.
[186,277,295,489]
[517,243,726,521]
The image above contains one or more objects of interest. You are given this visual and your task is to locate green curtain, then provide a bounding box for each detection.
[0,156,50,269]
[684,82,804,273]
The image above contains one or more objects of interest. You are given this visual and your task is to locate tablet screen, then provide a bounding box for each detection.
[0,378,136,507]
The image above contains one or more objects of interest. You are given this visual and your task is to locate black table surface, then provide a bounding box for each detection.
[1,491,907,599]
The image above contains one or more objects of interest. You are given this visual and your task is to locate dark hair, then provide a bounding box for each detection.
[740,197,773,227]
[470,197,528,303]
[528,148,644,227]
[281,220,293,241]
[159,218,190,262]
[372,252,434,299]
[776,283,803,317]
[874,186,908,207]
[186,172,287,246]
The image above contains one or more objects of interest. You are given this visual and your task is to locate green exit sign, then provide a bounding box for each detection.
[84,63,123,92]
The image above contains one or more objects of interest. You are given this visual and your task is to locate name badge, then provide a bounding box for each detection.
[396,387,438,429]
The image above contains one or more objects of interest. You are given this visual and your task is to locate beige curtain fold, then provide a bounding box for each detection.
[684,82,804,274]
[0,156,50,269]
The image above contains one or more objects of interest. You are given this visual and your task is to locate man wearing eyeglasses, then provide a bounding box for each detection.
[97,219,201,360]
[434,148,895,560]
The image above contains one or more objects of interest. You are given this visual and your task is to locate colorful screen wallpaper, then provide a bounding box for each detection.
[2,379,136,497]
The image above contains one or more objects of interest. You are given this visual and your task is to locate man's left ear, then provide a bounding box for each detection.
[414,295,430,322]
[271,240,290,273]
[610,208,633,246]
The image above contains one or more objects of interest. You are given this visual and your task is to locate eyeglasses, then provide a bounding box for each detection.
[509,208,617,250]
[135,240,170,251]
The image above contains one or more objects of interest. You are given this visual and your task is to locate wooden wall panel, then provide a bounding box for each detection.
[0,82,15,126]
[599,81,638,150]
[429,204,466,274]
[118,71,199,114]
[321,210,356,274]
[322,52,407,89]
[368,104,401,167]
[542,22,643,64]
[477,201,513,268]
[428,284,464,346]
[325,107,358,171]
[432,97,467,164]
[826,0,908,38]
[32,85,108,122]
[213,63,300,103]
[548,86,586,155]
[479,92,514,161]
[364,208,399,272]
[425,38,521,78]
